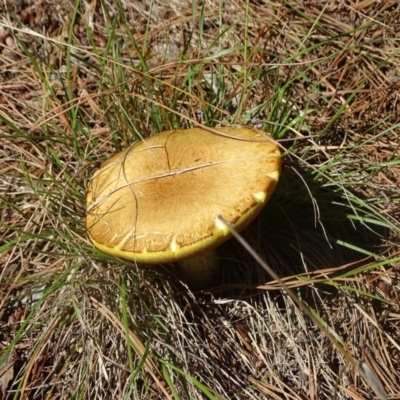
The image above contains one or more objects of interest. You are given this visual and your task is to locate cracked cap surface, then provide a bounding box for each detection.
[85,127,281,263]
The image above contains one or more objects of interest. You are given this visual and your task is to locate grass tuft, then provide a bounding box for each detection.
[1,0,399,399]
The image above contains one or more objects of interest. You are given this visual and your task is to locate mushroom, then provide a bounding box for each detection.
[85,127,281,288]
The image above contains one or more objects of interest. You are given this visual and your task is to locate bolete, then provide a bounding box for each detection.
[86,127,281,288]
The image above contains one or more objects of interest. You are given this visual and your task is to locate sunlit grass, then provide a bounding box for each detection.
[1,0,399,399]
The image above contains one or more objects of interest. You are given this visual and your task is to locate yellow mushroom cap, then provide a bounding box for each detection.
[85,127,281,264]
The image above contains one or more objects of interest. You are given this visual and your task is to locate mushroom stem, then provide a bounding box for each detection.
[176,248,220,289]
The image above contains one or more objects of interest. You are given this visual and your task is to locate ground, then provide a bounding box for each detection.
[0,1,399,399]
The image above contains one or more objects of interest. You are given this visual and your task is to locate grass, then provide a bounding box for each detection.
[1,0,400,399]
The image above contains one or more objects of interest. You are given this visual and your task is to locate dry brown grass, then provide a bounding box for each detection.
[1,0,400,399]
